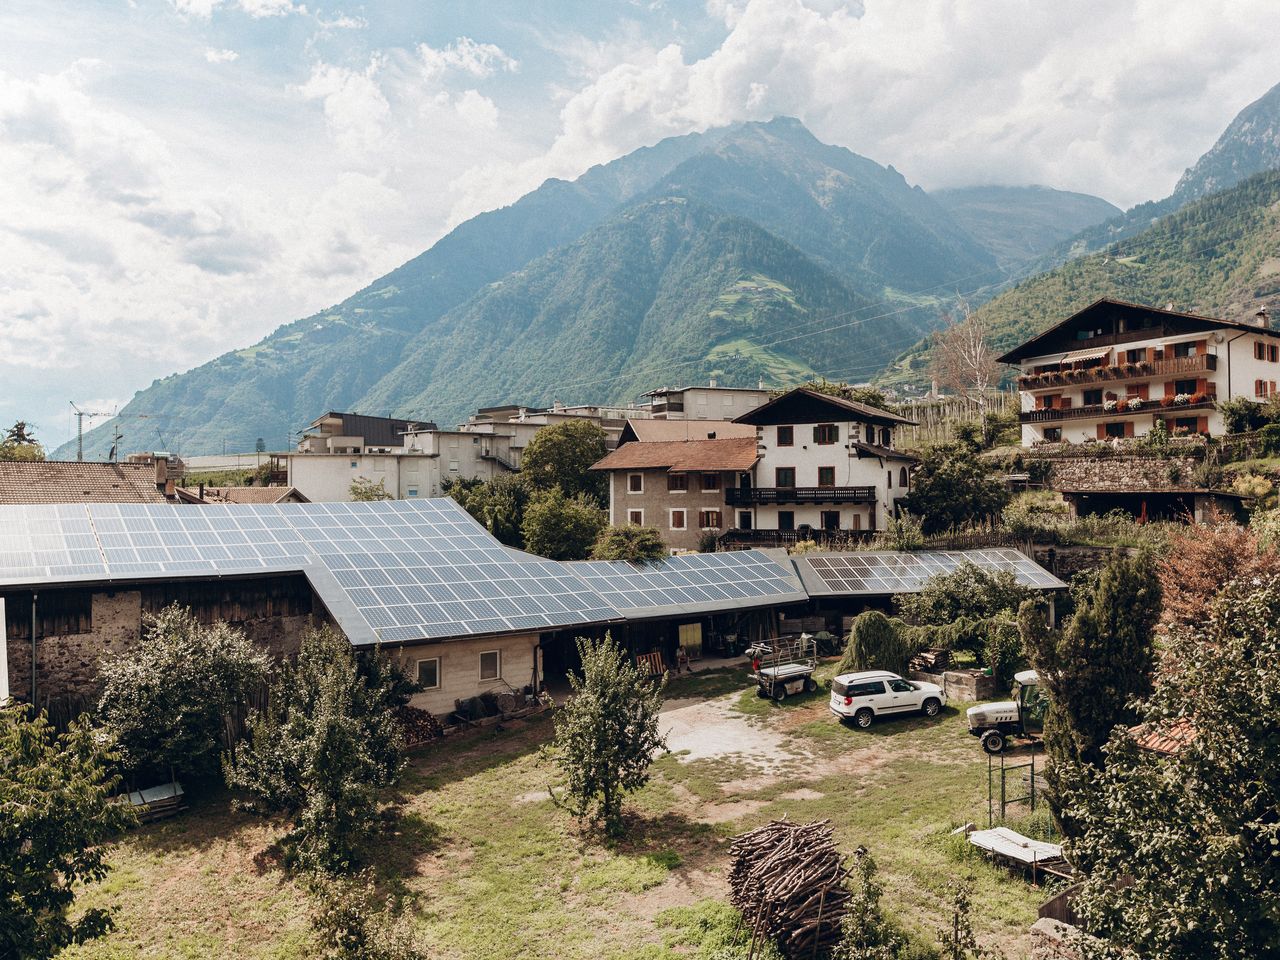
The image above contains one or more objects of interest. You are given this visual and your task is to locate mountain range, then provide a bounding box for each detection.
[64,118,1122,458]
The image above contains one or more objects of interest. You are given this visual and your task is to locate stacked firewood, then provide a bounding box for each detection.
[909,647,951,672]
[728,819,852,958]
[396,705,444,745]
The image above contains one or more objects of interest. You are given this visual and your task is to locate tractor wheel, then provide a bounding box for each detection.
[854,708,874,729]
[982,731,1006,755]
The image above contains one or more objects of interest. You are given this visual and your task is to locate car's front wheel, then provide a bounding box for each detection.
[854,708,874,729]
[921,697,942,717]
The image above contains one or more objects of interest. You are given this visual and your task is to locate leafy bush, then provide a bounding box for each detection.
[349,476,392,501]
[445,474,530,547]
[308,873,428,960]
[1232,472,1273,500]
[840,611,909,675]
[545,634,666,836]
[873,512,925,551]
[97,605,269,783]
[833,849,908,960]
[224,626,410,871]
[1252,508,1280,550]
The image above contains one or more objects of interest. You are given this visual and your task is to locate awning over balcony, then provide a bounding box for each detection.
[1057,346,1112,364]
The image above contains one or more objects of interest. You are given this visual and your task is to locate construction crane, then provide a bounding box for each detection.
[68,405,167,462]
[69,402,116,462]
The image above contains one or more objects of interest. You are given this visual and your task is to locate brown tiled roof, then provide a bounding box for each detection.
[591,437,759,472]
[0,461,170,504]
[624,419,756,442]
[178,486,309,504]
[1131,718,1196,756]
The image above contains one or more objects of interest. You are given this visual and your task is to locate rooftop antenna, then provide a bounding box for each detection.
[69,402,117,462]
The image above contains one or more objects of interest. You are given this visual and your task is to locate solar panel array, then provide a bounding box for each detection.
[803,548,1064,595]
[0,500,617,643]
[569,550,805,613]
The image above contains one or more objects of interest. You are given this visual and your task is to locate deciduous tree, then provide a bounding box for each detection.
[833,848,907,960]
[520,419,608,503]
[590,525,667,561]
[895,562,1030,625]
[349,476,393,501]
[546,634,666,835]
[521,487,607,561]
[446,473,530,547]
[0,420,45,461]
[97,604,269,783]
[839,611,909,676]
[1061,576,1280,959]
[929,301,999,411]
[899,442,1008,535]
[0,708,135,959]
[224,626,410,871]
[1157,518,1280,632]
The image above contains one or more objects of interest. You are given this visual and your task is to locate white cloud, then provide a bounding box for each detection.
[295,58,392,161]
[315,12,366,30]
[169,0,222,18]
[454,89,499,129]
[444,0,1280,222]
[238,0,306,17]
[204,47,239,63]
[418,37,518,80]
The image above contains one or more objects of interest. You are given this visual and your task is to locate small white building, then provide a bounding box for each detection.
[727,388,917,543]
[999,299,1280,445]
[642,382,771,421]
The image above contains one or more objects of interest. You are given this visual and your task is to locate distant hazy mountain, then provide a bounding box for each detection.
[67,117,1024,458]
[932,186,1121,266]
[1172,80,1280,205]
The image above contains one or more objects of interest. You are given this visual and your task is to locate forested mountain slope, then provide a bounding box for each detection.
[932,186,1120,266]
[882,169,1280,387]
[358,198,934,424]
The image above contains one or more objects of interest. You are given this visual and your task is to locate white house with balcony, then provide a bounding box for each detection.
[1000,299,1280,446]
[725,388,917,544]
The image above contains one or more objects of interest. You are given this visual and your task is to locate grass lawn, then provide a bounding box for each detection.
[64,664,1051,959]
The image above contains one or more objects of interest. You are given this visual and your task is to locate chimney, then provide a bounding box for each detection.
[1255,306,1271,329]
[198,482,205,501]
[154,454,167,487]
[709,377,718,388]
[757,378,764,389]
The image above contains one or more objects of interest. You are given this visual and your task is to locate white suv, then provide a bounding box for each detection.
[829,670,946,729]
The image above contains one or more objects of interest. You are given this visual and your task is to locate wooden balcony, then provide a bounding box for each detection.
[1019,397,1216,424]
[1017,354,1216,390]
[725,485,877,505]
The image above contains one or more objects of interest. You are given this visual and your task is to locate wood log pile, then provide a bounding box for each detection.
[396,705,443,745]
[909,647,951,672]
[728,819,851,958]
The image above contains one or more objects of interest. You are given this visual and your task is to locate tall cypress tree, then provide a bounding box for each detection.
[1019,550,1162,837]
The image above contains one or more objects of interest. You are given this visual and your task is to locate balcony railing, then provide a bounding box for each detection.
[718,528,875,550]
[725,485,877,505]
[1019,397,1216,424]
[1017,353,1216,390]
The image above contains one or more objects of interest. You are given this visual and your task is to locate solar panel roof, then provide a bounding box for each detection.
[0,499,619,645]
[567,550,807,619]
[793,548,1066,596]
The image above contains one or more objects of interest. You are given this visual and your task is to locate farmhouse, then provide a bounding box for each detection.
[0,498,811,716]
[1000,298,1280,445]
[726,388,918,546]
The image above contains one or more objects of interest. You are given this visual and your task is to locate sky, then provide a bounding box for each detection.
[4,0,1280,448]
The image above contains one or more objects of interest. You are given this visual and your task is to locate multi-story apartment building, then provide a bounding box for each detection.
[729,388,917,542]
[289,403,636,502]
[1000,299,1280,445]
[642,382,771,421]
[297,412,436,454]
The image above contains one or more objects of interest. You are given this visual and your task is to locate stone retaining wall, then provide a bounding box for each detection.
[1033,455,1201,492]
[909,668,999,702]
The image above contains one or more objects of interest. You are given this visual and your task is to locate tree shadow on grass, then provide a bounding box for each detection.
[402,711,554,792]
[605,807,728,870]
